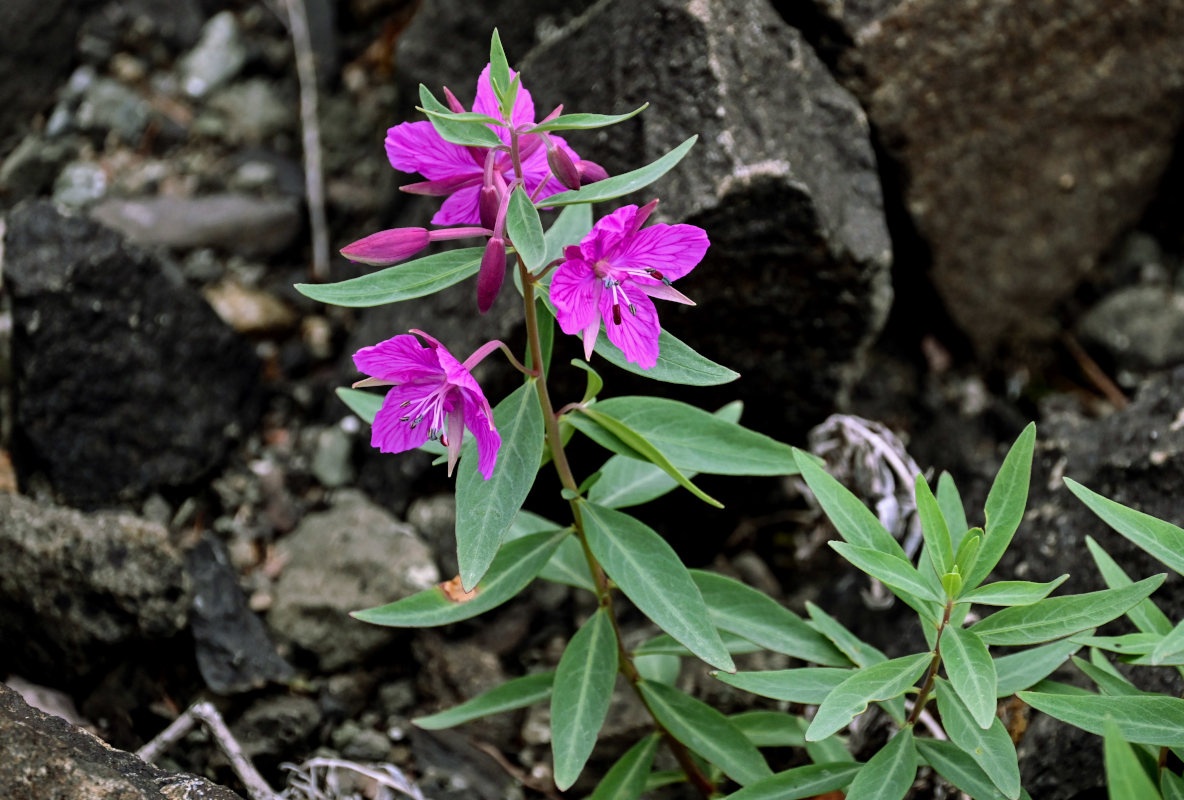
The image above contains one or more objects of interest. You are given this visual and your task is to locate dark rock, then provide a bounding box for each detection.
[0,682,244,800]
[76,77,154,143]
[523,0,892,439]
[0,493,190,684]
[0,135,75,208]
[91,194,302,256]
[187,535,294,694]
[267,490,439,671]
[4,201,262,507]
[852,0,1184,358]
[230,694,321,762]
[1077,286,1184,381]
[0,0,99,157]
[81,0,206,55]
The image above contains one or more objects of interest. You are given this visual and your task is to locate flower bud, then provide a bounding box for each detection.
[479,185,501,230]
[577,160,609,184]
[477,237,507,313]
[340,227,431,266]
[546,138,582,191]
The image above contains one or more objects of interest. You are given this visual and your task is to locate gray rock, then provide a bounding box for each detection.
[0,493,190,683]
[231,694,322,760]
[53,161,109,208]
[178,11,247,98]
[0,134,75,206]
[4,201,262,507]
[268,490,439,671]
[341,728,392,761]
[91,194,301,256]
[209,79,295,145]
[0,682,244,800]
[1077,286,1184,378]
[405,493,458,577]
[188,535,294,694]
[310,424,356,489]
[852,0,1184,357]
[76,78,153,143]
[523,0,893,437]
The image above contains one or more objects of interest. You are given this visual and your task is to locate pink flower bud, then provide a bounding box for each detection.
[479,185,501,231]
[477,237,507,313]
[578,160,609,184]
[340,227,431,266]
[546,138,582,191]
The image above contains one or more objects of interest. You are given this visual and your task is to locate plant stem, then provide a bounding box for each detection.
[907,600,954,726]
[518,263,715,797]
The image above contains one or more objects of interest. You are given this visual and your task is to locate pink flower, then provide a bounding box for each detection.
[385,64,599,226]
[353,331,501,480]
[550,202,709,369]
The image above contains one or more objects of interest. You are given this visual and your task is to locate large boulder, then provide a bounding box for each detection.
[851,0,1184,358]
[3,201,262,508]
[523,0,893,439]
[0,682,243,800]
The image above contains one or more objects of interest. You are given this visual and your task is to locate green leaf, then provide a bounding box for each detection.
[938,472,971,549]
[572,407,722,507]
[1151,619,1184,665]
[720,763,861,800]
[1019,691,1184,746]
[336,387,383,424]
[955,531,983,578]
[488,29,511,103]
[455,382,546,589]
[692,571,849,665]
[634,653,680,685]
[971,575,1165,645]
[590,326,739,385]
[1162,770,1184,800]
[806,602,888,668]
[943,624,998,729]
[1069,478,1184,577]
[960,576,1070,606]
[936,679,1020,799]
[1085,536,1173,635]
[844,727,917,800]
[714,667,852,704]
[419,84,504,148]
[917,475,954,578]
[526,105,648,133]
[1105,718,1162,799]
[588,734,658,800]
[552,608,618,790]
[1073,654,1144,696]
[571,359,603,405]
[296,247,484,307]
[916,738,1014,800]
[540,202,593,269]
[539,536,596,591]
[728,711,807,748]
[633,629,762,658]
[966,423,1036,589]
[540,136,697,207]
[413,671,553,730]
[637,680,772,786]
[420,108,504,126]
[354,529,566,627]
[580,502,733,671]
[994,637,1083,697]
[506,186,546,270]
[793,450,908,559]
[806,653,931,741]
[587,397,797,476]
[829,541,945,606]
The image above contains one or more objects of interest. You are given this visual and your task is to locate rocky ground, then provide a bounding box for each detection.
[1,1,1183,799]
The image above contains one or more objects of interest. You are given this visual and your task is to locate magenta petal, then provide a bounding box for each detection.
[431,184,484,226]
[637,281,696,305]
[385,121,478,181]
[580,205,640,262]
[616,223,709,282]
[600,285,661,369]
[549,261,601,336]
[445,401,465,476]
[353,335,441,382]
[431,338,487,402]
[371,382,437,454]
[464,394,501,480]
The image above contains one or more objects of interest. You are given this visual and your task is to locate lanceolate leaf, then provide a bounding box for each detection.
[1019,692,1184,746]
[793,450,908,559]
[936,680,1020,799]
[720,763,861,800]
[1085,536,1173,635]
[580,501,734,671]
[691,570,848,665]
[633,630,762,658]
[994,637,1083,697]
[588,734,659,800]
[917,475,954,578]
[353,529,566,627]
[1150,619,1184,666]
[806,602,887,668]
[506,186,546,270]
[488,29,511,101]
[966,423,1036,589]
[419,84,505,148]
[1068,478,1184,577]
[916,738,1015,800]
[937,471,971,549]
[538,536,596,591]
[942,624,998,729]
[1162,770,1184,800]
[637,680,773,786]
[552,608,618,790]
[714,667,852,704]
[971,576,1165,646]
[1074,654,1144,696]
[540,136,697,207]
[296,247,484,306]
[806,653,931,741]
[527,105,648,133]
[413,671,553,730]
[456,382,546,589]
[844,727,917,800]
[829,541,944,605]
[591,326,739,385]
[960,576,1070,606]
[728,711,808,748]
[1105,718,1162,800]
[336,387,383,424]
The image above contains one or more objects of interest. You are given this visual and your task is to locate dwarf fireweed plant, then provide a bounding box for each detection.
[296,31,1183,800]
